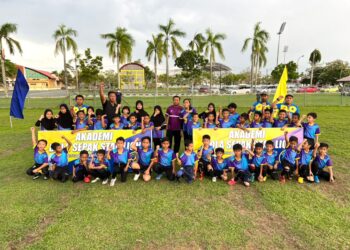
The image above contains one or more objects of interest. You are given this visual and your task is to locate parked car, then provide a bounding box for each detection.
[320,86,339,93]
[199,86,210,93]
[223,85,251,95]
[297,86,319,93]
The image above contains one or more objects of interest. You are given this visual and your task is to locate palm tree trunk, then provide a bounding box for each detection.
[154,55,158,96]
[310,53,315,85]
[116,52,120,90]
[210,58,213,92]
[74,57,79,91]
[165,50,169,94]
[0,41,8,97]
[63,47,68,96]
[255,56,259,88]
[249,54,254,92]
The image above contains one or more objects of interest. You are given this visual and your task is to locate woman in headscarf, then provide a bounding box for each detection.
[35,109,56,131]
[56,104,73,130]
[150,105,166,148]
[134,100,149,123]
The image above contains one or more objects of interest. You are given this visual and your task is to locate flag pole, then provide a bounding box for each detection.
[9,116,13,128]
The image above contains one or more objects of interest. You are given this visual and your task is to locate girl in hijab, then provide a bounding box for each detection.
[134,100,149,123]
[56,104,73,130]
[35,109,56,131]
[199,102,216,122]
[150,105,166,148]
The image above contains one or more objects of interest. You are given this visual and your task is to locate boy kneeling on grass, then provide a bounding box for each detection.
[27,127,49,180]
[227,144,252,187]
[279,131,299,183]
[50,135,72,183]
[89,149,110,185]
[175,140,198,183]
[153,137,176,181]
[72,150,90,183]
[309,142,334,184]
[207,147,229,183]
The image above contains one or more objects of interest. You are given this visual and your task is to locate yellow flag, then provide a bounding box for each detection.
[273,65,288,103]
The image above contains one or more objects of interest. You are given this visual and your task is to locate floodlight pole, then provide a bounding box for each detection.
[276,22,286,66]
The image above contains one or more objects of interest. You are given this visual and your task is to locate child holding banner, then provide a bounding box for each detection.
[27,127,49,180]
[197,135,214,180]
[130,137,155,182]
[50,135,72,183]
[89,149,110,185]
[175,140,198,183]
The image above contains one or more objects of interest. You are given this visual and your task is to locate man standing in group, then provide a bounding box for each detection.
[272,94,300,115]
[165,96,183,153]
[99,82,121,125]
[250,92,271,113]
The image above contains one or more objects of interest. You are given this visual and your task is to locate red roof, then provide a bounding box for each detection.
[16,65,56,79]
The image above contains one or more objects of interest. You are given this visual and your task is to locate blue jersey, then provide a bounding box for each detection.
[158,148,176,167]
[50,148,69,167]
[315,155,333,169]
[205,122,217,129]
[250,121,263,128]
[276,103,300,115]
[282,148,299,166]
[186,121,201,136]
[91,117,107,130]
[229,113,240,125]
[198,145,214,162]
[299,149,314,165]
[34,146,48,165]
[75,119,88,129]
[273,119,288,128]
[126,121,141,130]
[109,122,124,130]
[251,154,265,168]
[92,158,110,169]
[263,150,279,166]
[252,101,271,112]
[262,119,273,128]
[109,148,130,164]
[120,116,129,126]
[179,152,198,167]
[218,118,234,128]
[236,122,250,128]
[228,153,249,171]
[180,108,197,131]
[73,159,89,172]
[143,121,154,129]
[137,146,154,166]
[302,122,321,139]
[211,157,229,171]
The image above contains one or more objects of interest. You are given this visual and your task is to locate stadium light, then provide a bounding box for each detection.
[276,22,287,66]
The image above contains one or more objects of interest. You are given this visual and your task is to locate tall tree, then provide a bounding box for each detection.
[309,49,321,85]
[188,33,205,53]
[145,33,164,95]
[241,22,269,90]
[271,61,299,82]
[53,24,78,91]
[159,18,186,92]
[202,28,226,91]
[101,27,135,89]
[0,23,22,97]
[79,48,103,86]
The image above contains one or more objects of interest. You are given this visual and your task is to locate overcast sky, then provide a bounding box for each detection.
[1,0,349,75]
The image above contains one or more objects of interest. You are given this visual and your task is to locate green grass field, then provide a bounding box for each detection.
[0,95,349,249]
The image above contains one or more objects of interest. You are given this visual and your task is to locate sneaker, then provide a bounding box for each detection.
[279,176,286,183]
[83,176,90,183]
[133,174,140,181]
[228,179,236,186]
[110,178,116,186]
[298,177,304,184]
[102,179,109,185]
[314,175,320,184]
[263,176,267,182]
[243,181,250,187]
[43,176,48,180]
[32,175,40,180]
[156,174,163,180]
[212,177,217,182]
[91,177,100,183]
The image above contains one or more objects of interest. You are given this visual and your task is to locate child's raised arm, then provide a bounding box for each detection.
[31,127,37,147]
[61,135,72,151]
[130,138,139,151]
[284,131,289,147]
[176,153,181,165]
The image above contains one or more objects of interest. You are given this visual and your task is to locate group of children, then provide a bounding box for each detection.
[28,93,334,186]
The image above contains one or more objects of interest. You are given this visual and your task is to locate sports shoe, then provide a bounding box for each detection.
[102,179,109,185]
[91,177,100,183]
[263,176,267,182]
[133,174,140,181]
[83,176,90,183]
[298,177,304,184]
[228,179,236,186]
[279,175,286,183]
[250,173,255,183]
[314,175,320,184]
[156,174,163,180]
[212,177,217,182]
[243,181,250,187]
[43,176,48,180]
[32,175,40,180]
[110,178,116,186]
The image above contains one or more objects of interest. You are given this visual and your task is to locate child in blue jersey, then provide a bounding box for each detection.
[300,112,321,146]
[130,136,155,182]
[107,137,131,186]
[124,113,141,131]
[72,110,89,134]
[273,110,289,128]
[141,114,154,134]
[228,103,240,125]
[217,108,235,128]
[180,99,197,142]
[262,108,274,128]
[72,150,90,182]
[88,109,107,130]
[89,149,110,185]
[310,143,334,183]
[120,106,130,126]
[109,114,124,130]
[153,137,176,181]
[72,95,89,114]
[288,113,302,128]
[227,144,252,187]
[176,140,198,183]
[250,111,263,128]
[27,127,49,180]
[207,147,229,182]
[197,134,215,180]
[246,140,266,182]
[50,135,72,183]
[261,140,279,180]
[184,113,201,140]
[280,131,300,183]
[297,138,314,183]
[204,113,217,129]
[236,113,250,130]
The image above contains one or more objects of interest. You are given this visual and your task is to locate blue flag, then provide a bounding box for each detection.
[10,69,29,119]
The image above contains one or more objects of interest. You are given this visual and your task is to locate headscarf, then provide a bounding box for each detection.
[56,104,73,129]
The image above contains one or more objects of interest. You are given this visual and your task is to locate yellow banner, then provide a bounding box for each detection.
[38,130,152,161]
[193,128,303,157]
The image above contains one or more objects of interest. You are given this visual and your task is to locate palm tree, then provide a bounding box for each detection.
[202,28,226,90]
[241,22,269,90]
[188,33,205,53]
[159,19,186,92]
[0,23,22,97]
[53,24,78,91]
[101,27,135,89]
[145,33,164,96]
[309,49,321,85]
[68,51,81,90]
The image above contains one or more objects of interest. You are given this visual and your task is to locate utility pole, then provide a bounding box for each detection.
[276,22,286,66]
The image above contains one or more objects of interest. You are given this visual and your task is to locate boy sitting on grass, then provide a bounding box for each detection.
[297,139,314,184]
[153,137,176,181]
[176,140,198,183]
[227,144,252,187]
[89,149,110,185]
[246,140,265,182]
[261,140,279,180]
[207,147,229,183]
[197,134,215,180]
[279,131,300,183]
[72,150,90,183]
[310,143,334,183]
[50,135,72,183]
[27,127,49,180]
